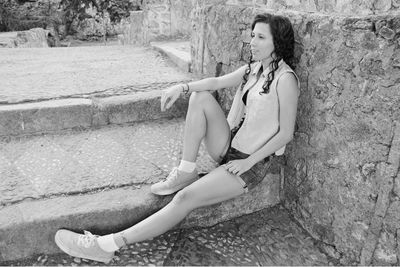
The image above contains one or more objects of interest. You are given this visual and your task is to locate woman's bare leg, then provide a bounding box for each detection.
[117,167,244,244]
[116,91,235,244]
[182,91,231,162]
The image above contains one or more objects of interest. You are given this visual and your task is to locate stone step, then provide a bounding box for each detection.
[150,41,191,73]
[0,117,281,262]
[0,28,50,48]
[0,91,189,137]
[0,45,193,136]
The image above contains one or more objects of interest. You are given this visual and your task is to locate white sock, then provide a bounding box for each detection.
[97,234,120,252]
[178,160,196,172]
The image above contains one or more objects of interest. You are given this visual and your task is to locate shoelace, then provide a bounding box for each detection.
[165,167,178,183]
[77,230,98,248]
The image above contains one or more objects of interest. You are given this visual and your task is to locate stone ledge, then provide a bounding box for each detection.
[0,175,280,262]
[0,92,189,136]
[151,41,191,72]
[0,99,93,136]
[0,28,50,48]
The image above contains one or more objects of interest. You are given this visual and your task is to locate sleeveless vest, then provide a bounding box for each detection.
[227,60,300,155]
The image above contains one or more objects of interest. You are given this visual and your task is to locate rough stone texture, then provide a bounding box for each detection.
[2,206,329,266]
[170,0,193,38]
[182,171,281,228]
[0,180,280,262]
[0,0,62,32]
[0,117,281,261]
[118,0,193,45]
[94,91,188,126]
[0,99,92,136]
[0,186,172,261]
[142,0,171,43]
[0,91,188,136]
[151,41,191,72]
[0,46,191,104]
[194,0,399,15]
[0,28,50,48]
[64,0,142,41]
[73,17,107,41]
[117,11,145,45]
[0,118,215,206]
[191,4,400,265]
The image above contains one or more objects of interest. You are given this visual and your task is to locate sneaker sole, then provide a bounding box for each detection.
[151,177,199,195]
[54,232,113,264]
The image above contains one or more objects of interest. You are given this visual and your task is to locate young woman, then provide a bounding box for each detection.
[54,13,300,263]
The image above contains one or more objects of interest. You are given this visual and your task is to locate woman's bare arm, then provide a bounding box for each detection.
[185,65,248,92]
[161,65,248,111]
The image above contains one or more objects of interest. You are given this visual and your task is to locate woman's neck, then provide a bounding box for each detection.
[261,57,273,71]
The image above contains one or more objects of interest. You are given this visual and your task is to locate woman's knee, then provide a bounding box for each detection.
[189,91,214,107]
[172,188,198,208]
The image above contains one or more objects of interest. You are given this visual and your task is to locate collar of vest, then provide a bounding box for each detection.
[251,59,284,76]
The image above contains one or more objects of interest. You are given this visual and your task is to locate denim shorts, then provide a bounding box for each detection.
[219,129,274,192]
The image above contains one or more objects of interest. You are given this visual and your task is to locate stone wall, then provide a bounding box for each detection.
[0,0,142,41]
[68,0,142,41]
[191,3,400,265]
[195,0,399,15]
[0,0,62,32]
[130,0,192,44]
[0,28,50,48]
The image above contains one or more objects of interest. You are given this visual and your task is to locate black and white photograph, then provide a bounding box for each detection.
[0,0,399,266]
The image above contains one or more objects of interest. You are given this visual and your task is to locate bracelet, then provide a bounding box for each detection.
[182,83,190,95]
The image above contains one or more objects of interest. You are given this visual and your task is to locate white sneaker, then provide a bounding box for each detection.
[55,229,114,263]
[151,167,199,195]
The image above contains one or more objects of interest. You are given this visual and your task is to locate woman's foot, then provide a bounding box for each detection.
[151,167,199,195]
[55,229,114,263]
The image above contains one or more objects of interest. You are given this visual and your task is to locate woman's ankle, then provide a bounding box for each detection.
[113,232,128,248]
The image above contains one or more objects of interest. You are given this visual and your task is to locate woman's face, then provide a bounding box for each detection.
[250,22,275,62]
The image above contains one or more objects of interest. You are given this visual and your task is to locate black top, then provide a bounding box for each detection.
[242,89,249,105]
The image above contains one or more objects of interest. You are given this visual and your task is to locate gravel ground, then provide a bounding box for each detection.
[2,205,334,266]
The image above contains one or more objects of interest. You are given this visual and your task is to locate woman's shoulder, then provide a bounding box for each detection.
[277,60,294,72]
[276,61,300,92]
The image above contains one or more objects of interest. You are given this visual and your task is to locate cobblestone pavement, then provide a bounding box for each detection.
[0,118,217,207]
[2,205,332,266]
[0,46,191,104]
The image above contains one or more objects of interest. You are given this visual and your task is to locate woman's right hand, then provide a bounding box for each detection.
[160,84,183,112]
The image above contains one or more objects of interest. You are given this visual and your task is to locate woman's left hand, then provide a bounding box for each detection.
[223,159,254,176]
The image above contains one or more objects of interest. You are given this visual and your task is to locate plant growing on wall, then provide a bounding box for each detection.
[60,0,140,38]
[0,0,62,32]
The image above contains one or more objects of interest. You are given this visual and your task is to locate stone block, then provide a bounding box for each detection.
[379,26,396,40]
[373,0,392,11]
[151,41,191,72]
[96,91,188,125]
[373,231,398,265]
[395,175,400,197]
[0,171,280,262]
[0,99,92,136]
[388,122,400,174]
[183,172,281,227]
[0,187,172,262]
[0,28,50,48]
[120,11,145,45]
[170,0,193,37]
[384,201,400,231]
[374,163,394,218]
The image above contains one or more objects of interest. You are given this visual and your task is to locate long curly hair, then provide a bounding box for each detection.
[241,13,295,94]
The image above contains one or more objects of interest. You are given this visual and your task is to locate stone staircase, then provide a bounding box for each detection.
[0,41,281,262]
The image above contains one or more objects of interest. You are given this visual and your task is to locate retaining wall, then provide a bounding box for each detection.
[120,0,192,45]
[191,2,400,265]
